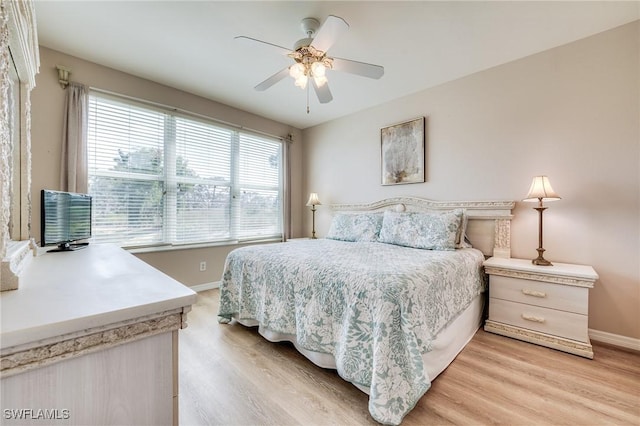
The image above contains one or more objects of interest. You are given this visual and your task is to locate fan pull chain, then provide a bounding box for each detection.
[306,83,310,114]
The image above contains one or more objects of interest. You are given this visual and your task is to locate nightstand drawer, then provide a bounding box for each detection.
[489,275,588,314]
[489,298,589,343]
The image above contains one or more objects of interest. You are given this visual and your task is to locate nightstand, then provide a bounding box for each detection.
[483,257,598,358]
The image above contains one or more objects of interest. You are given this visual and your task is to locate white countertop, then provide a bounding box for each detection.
[1,244,197,349]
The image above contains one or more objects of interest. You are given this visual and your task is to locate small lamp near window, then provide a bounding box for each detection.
[306,193,321,239]
[523,176,561,266]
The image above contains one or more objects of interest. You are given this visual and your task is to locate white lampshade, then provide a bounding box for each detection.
[311,61,326,77]
[289,63,305,79]
[295,75,308,89]
[523,176,561,202]
[306,193,321,206]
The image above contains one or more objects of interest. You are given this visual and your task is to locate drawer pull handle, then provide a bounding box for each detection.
[522,289,547,298]
[521,314,545,323]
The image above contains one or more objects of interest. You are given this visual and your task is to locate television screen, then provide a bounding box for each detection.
[41,189,92,252]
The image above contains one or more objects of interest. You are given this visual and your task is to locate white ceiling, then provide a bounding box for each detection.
[34,1,638,129]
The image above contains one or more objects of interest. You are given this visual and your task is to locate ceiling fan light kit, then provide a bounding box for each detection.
[236,15,384,113]
[288,46,332,90]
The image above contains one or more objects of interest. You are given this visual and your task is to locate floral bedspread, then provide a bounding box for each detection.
[218,239,485,425]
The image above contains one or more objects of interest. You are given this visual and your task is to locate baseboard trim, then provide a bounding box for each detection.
[589,329,640,351]
[190,281,220,293]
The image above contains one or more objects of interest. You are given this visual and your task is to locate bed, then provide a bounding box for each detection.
[218,197,514,424]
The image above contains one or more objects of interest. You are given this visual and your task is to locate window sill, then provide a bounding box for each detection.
[125,238,282,254]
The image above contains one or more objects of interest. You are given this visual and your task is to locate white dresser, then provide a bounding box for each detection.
[1,244,197,425]
[483,257,598,358]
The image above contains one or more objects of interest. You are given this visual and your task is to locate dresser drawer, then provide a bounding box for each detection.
[489,275,588,315]
[489,298,589,343]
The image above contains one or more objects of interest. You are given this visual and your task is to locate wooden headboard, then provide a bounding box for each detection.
[331,197,515,258]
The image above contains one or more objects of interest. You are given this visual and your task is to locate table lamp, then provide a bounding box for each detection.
[523,176,561,266]
[306,193,321,239]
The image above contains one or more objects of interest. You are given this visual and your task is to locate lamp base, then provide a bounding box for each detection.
[310,207,317,239]
[532,248,553,266]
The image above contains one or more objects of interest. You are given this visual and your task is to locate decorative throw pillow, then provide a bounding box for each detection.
[326,213,384,242]
[378,209,464,250]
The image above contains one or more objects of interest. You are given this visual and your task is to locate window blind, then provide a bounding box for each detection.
[87,92,283,248]
[236,133,282,239]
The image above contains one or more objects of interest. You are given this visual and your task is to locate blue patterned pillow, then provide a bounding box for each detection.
[378,209,464,250]
[326,213,384,242]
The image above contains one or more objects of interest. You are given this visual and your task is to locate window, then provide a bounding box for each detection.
[87,92,283,248]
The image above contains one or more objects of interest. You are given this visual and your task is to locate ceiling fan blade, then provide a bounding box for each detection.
[312,79,333,104]
[255,68,290,91]
[331,57,384,79]
[235,36,291,56]
[311,15,349,53]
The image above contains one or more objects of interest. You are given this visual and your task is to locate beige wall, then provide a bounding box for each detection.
[30,47,304,286]
[302,22,640,339]
[29,22,639,339]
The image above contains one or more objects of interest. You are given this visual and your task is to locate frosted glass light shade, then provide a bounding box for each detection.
[523,176,561,202]
[295,75,308,89]
[289,63,305,78]
[311,61,326,77]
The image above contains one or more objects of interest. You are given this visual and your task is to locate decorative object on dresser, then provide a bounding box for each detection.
[305,192,321,239]
[381,117,425,185]
[484,257,598,359]
[523,175,561,266]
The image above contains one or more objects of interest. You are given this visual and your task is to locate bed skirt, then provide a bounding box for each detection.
[236,292,484,394]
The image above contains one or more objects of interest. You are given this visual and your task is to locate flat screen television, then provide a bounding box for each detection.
[41,189,92,252]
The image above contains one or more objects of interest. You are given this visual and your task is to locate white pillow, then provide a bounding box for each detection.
[378,209,464,250]
[326,213,384,242]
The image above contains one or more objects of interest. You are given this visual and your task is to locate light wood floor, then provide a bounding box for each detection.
[179,289,640,425]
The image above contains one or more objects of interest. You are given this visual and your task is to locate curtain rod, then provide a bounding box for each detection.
[88,86,285,142]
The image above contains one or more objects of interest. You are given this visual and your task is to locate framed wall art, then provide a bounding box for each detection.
[380,117,425,185]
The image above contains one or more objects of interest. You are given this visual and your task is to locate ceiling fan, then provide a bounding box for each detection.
[236,15,384,112]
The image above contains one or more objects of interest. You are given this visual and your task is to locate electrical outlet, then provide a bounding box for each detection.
[199,261,206,272]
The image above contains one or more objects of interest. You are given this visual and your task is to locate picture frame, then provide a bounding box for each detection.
[380,117,425,185]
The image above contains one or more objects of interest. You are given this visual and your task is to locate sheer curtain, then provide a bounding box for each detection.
[60,82,88,193]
